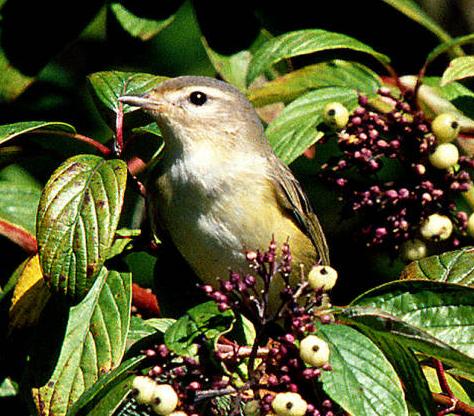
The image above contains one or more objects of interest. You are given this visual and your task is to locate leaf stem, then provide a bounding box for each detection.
[433,393,474,416]
[433,359,454,398]
[35,129,112,156]
[115,102,124,156]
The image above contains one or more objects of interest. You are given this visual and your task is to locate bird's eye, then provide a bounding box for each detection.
[189,91,207,106]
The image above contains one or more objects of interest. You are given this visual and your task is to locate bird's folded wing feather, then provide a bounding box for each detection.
[270,159,330,265]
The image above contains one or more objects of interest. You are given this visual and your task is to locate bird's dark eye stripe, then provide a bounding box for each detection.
[189,91,207,106]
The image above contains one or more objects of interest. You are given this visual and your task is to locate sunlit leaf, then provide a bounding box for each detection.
[318,324,408,416]
[37,155,127,301]
[441,56,474,86]
[401,247,474,286]
[266,86,358,164]
[30,266,131,416]
[0,121,76,146]
[247,29,389,85]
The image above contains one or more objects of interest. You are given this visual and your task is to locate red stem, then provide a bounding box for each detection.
[115,102,124,156]
[434,393,474,416]
[35,130,112,156]
[434,359,455,399]
[0,220,37,254]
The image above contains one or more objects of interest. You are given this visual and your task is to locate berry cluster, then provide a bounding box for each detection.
[132,241,339,416]
[319,88,474,258]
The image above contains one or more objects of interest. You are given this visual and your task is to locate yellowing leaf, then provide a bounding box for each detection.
[9,255,50,330]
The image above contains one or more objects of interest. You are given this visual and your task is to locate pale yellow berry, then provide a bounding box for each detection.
[323,102,349,129]
[168,412,188,416]
[400,239,427,262]
[467,213,474,238]
[420,214,453,240]
[271,392,308,416]
[299,335,330,367]
[151,384,179,415]
[428,143,459,169]
[243,400,261,416]
[432,113,460,143]
[307,265,338,291]
[132,376,158,405]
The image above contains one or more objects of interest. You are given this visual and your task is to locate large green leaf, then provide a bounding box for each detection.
[266,86,359,164]
[110,3,175,41]
[318,324,408,416]
[87,71,167,114]
[246,29,389,85]
[341,306,474,374]
[164,301,235,357]
[30,266,132,416]
[249,60,381,107]
[0,121,76,146]
[37,155,127,301]
[66,355,145,416]
[351,280,474,358]
[401,247,474,286]
[0,49,34,101]
[441,56,474,86]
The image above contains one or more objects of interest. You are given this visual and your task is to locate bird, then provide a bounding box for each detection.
[120,76,329,304]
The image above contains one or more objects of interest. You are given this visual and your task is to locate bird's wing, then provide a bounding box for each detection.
[270,158,330,265]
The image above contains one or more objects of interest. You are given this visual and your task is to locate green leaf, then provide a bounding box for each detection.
[165,301,235,357]
[425,33,474,68]
[202,38,252,91]
[401,247,474,286]
[354,326,436,415]
[382,0,454,44]
[351,280,474,358]
[0,181,41,236]
[0,121,76,146]
[30,266,132,416]
[341,306,474,374]
[66,355,145,416]
[87,71,167,113]
[266,86,359,164]
[318,324,408,416]
[37,155,127,301]
[110,3,175,41]
[0,49,35,101]
[441,56,474,86]
[423,366,474,406]
[249,60,381,107]
[246,29,389,85]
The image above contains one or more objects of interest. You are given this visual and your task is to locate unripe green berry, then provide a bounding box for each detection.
[151,384,179,415]
[307,265,338,291]
[323,102,349,129]
[467,213,474,238]
[299,335,330,367]
[420,213,453,240]
[132,376,158,405]
[271,392,308,416]
[243,399,261,416]
[428,143,459,169]
[431,113,460,143]
[400,239,427,262]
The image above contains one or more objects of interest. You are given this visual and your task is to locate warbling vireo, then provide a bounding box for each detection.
[120,76,329,299]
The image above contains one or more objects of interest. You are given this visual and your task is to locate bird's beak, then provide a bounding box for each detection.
[119,94,162,111]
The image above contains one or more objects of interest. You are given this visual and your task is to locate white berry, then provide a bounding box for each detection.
[431,113,460,143]
[132,376,158,405]
[429,143,459,169]
[400,239,427,262]
[271,392,308,416]
[467,213,474,238]
[168,412,188,416]
[307,265,338,291]
[151,384,179,415]
[299,335,330,367]
[420,214,453,240]
[323,102,349,129]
